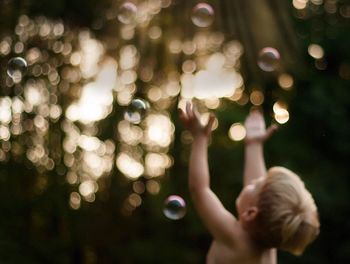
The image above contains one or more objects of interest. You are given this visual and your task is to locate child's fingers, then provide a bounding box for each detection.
[264,124,278,140]
[205,113,216,133]
[186,101,193,119]
[192,104,201,120]
[178,108,186,121]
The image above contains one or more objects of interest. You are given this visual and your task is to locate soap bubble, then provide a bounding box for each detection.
[191,3,214,28]
[118,2,137,24]
[7,57,27,80]
[124,98,149,124]
[257,47,280,72]
[163,195,186,220]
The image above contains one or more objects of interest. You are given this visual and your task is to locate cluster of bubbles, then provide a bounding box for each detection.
[163,195,187,220]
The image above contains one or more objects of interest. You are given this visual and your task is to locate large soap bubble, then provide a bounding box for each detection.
[163,195,186,220]
[7,57,27,80]
[257,47,280,72]
[191,3,214,28]
[118,2,137,24]
[124,98,149,124]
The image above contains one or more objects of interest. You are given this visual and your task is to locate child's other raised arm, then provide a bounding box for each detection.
[243,110,277,186]
[179,102,238,244]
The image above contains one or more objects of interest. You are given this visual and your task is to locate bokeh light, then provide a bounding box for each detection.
[278,73,294,90]
[228,123,246,141]
[273,101,290,124]
[308,44,324,59]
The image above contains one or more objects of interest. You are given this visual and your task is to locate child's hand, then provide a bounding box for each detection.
[179,102,215,138]
[244,110,277,143]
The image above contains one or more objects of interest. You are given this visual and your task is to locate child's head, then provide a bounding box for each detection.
[236,166,320,256]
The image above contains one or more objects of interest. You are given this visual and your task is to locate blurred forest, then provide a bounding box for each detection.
[0,0,349,263]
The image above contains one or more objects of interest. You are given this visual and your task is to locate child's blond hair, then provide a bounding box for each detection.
[249,166,320,255]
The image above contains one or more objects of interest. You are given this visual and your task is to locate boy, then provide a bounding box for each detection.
[179,102,320,264]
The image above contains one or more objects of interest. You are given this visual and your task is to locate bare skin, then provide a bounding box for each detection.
[179,102,278,264]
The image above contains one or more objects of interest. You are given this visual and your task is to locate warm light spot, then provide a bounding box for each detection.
[181,69,242,99]
[236,93,249,106]
[146,180,160,194]
[223,40,244,59]
[133,181,145,194]
[120,25,135,40]
[204,97,220,109]
[65,59,116,124]
[0,126,10,141]
[79,36,104,78]
[148,26,162,40]
[140,67,153,82]
[273,101,288,113]
[49,105,62,120]
[0,39,11,55]
[228,123,246,141]
[274,109,290,124]
[229,87,244,102]
[128,193,142,207]
[70,52,82,66]
[169,39,182,54]
[278,74,294,90]
[273,101,289,124]
[79,180,98,197]
[308,44,324,59]
[24,84,42,106]
[0,97,12,124]
[206,53,226,70]
[145,114,174,148]
[165,82,181,97]
[69,192,81,210]
[182,40,196,55]
[66,171,78,184]
[293,0,308,10]
[120,45,138,70]
[182,60,196,73]
[148,86,162,102]
[311,0,323,5]
[118,120,143,145]
[250,90,264,106]
[145,153,172,177]
[116,152,144,179]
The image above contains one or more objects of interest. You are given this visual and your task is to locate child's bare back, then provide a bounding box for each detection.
[207,238,276,264]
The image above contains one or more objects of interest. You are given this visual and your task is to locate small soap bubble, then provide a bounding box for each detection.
[257,47,280,72]
[7,57,27,80]
[163,195,186,220]
[118,2,137,24]
[191,3,214,28]
[124,98,149,124]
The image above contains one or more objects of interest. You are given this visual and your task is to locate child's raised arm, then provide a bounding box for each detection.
[243,110,277,186]
[179,102,238,244]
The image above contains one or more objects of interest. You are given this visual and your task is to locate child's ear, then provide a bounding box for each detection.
[242,207,258,222]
